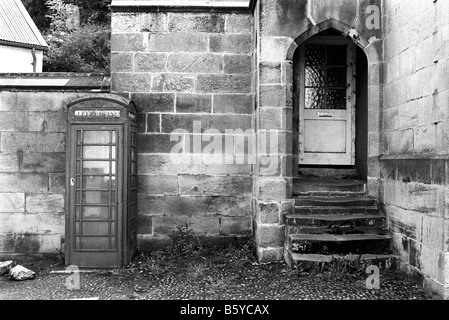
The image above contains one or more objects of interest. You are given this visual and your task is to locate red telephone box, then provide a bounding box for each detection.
[65,95,137,268]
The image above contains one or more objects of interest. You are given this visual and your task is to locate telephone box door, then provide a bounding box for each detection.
[68,125,123,268]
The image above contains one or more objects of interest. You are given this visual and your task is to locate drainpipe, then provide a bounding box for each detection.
[31,48,37,73]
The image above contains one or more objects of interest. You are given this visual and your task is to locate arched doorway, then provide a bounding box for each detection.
[292,28,370,188]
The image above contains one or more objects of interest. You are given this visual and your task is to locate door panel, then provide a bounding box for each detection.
[298,37,356,166]
[304,120,346,153]
[69,125,122,267]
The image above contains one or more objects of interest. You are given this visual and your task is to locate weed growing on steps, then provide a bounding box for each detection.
[295,256,396,281]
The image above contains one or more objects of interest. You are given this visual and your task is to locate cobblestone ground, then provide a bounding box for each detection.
[0,253,429,301]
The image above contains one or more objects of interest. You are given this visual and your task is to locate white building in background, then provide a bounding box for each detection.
[0,0,48,73]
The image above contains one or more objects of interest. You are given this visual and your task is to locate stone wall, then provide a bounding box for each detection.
[110,9,255,249]
[0,75,109,255]
[380,0,449,299]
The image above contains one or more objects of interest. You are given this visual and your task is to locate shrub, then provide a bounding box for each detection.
[43,24,110,73]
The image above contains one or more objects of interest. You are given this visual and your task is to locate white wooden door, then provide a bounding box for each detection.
[298,37,356,166]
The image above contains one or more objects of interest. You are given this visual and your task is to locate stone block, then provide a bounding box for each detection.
[137,133,180,153]
[131,93,175,113]
[176,94,212,113]
[168,53,222,74]
[0,152,19,172]
[137,235,171,252]
[421,216,444,250]
[111,13,140,32]
[140,12,168,32]
[26,194,64,214]
[0,213,63,235]
[137,195,165,216]
[161,114,252,133]
[204,163,252,175]
[1,132,64,153]
[39,234,63,253]
[419,245,445,284]
[137,114,146,133]
[153,215,220,237]
[111,33,144,52]
[0,193,25,213]
[0,173,48,193]
[13,233,40,254]
[197,74,252,93]
[28,112,67,133]
[20,153,65,173]
[138,175,178,195]
[225,14,253,34]
[213,94,253,114]
[209,34,252,54]
[220,216,251,235]
[145,114,160,133]
[258,179,289,200]
[0,112,29,131]
[257,247,284,263]
[0,92,78,112]
[179,175,251,196]
[223,55,252,74]
[0,233,16,253]
[258,155,280,176]
[147,33,207,52]
[111,53,133,72]
[111,73,152,92]
[165,195,251,217]
[260,37,292,61]
[258,202,280,224]
[256,224,284,248]
[137,214,154,235]
[151,74,195,93]
[258,107,282,130]
[259,0,308,38]
[169,13,225,33]
[135,53,168,72]
[414,125,437,154]
[386,129,414,155]
[260,62,282,84]
[259,85,286,107]
[138,154,204,175]
[49,173,65,194]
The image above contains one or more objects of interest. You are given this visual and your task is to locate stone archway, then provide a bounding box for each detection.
[254,17,383,263]
[285,19,383,198]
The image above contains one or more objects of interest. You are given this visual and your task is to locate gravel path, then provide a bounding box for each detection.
[0,257,429,301]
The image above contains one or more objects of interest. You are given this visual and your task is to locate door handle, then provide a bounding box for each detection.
[70,178,75,187]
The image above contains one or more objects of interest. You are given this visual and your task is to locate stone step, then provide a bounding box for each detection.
[289,234,392,255]
[293,178,366,195]
[286,214,386,235]
[286,252,397,270]
[297,167,359,179]
[295,206,379,216]
[295,197,377,208]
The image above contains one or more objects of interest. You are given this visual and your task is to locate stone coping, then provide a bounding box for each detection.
[111,0,255,12]
[380,154,449,160]
[0,73,110,91]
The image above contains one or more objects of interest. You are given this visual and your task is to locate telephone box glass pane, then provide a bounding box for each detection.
[82,191,110,204]
[83,206,109,219]
[83,176,112,189]
[82,222,109,235]
[83,146,110,159]
[84,131,110,144]
[83,161,110,175]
